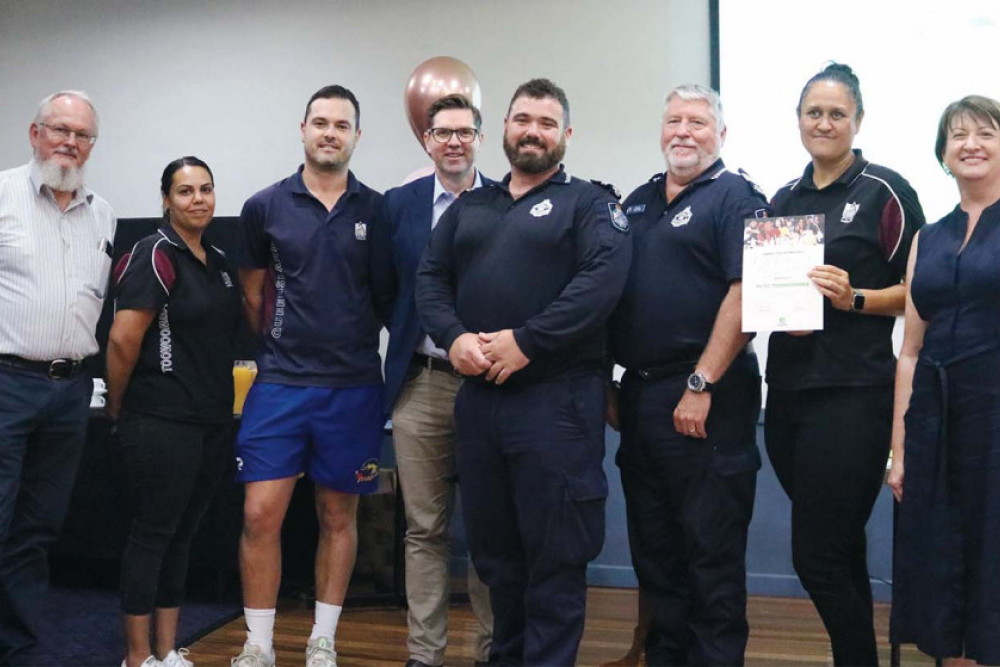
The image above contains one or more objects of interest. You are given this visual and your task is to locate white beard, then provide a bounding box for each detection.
[35,158,85,193]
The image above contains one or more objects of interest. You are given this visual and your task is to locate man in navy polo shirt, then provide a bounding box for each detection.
[416,78,632,667]
[232,85,392,667]
[608,84,770,666]
[381,94,493,667]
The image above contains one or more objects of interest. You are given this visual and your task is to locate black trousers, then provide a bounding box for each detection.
[118,413,232,614]
[618,358,760,666]
[455,373,606,667]
[764,384,892,667]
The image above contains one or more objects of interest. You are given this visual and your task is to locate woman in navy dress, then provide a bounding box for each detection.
[889,95,1000,665]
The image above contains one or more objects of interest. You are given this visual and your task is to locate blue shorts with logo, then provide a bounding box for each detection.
[235,382,383,494]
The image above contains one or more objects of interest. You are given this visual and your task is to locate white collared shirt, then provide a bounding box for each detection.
[0,162,117,360]
[416,171,483,360]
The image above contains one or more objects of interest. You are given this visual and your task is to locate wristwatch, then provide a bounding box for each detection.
[851,289,866,312]
[686,371,714,394]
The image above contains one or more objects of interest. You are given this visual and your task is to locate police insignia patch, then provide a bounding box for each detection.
[608,203,629,232]
[671,205,693,227]
[530,198,554,217]
[355,221,368,240]
[841,202,860,224]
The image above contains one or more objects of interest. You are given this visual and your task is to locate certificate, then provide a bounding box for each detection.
[742,214,825,332]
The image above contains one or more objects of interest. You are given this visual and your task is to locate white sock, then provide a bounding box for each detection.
[244,607,276,654]
[309,601,342,641]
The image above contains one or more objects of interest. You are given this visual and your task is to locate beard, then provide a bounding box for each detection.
[503,133,566,174]
[663,140,719,180]
[35,157,85,193]
[305,138,354,173]
[309,150,349,172]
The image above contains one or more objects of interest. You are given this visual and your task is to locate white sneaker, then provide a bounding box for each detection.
[306,636,337,667]
[162,648,194,667]
[231,642,275,667]
[121,657,160,667]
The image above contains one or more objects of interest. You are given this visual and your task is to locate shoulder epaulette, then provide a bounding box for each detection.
[590,179,622,201]
[737,168,766,197]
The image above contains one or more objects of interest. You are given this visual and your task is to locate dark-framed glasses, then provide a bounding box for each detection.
[37,122,97,146]
[429,127,479,143]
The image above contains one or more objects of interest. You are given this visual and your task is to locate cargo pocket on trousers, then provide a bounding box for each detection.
[556,468,608,566]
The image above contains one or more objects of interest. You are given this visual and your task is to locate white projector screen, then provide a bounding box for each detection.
[719,0,1000,223]
[718,0,1000,381]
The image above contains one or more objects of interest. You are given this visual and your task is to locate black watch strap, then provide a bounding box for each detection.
[851,289,865,312]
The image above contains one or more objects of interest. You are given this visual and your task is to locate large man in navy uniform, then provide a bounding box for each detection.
[381,94,493,667]
[416,78,632,666]
[608,84,770,665]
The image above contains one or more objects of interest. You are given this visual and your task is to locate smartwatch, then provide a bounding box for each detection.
[686,371,714,394]
[851,289,866,312]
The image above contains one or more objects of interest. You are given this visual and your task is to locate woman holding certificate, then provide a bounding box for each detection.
[763,63,924,666]
[889,96,1000,665]
[107,157,242,667]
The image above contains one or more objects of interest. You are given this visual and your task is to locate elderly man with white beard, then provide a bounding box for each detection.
[607,84,770,666]
[0,90,116,665]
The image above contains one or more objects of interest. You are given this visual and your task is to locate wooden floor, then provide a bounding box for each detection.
[189,588,935,666]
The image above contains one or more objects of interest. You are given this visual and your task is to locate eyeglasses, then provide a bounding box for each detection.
[428,127,479,143]
[37,122,97,146]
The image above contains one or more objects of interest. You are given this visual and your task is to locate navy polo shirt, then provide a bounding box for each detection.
[114,225,242,424]
[609,159,771,369]
[416,166,632,386]
[766,151,925,390]
[238,167,391,387]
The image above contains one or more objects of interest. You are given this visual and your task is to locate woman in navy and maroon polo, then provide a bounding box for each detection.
[764,63,925,666]
[107,157,241,667]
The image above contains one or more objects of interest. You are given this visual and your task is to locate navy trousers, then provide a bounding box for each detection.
[618,357,760,666]
[455,372,607,667]
[0,365,91,665]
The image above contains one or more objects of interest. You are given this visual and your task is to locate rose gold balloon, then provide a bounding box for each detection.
[405,56,482,146]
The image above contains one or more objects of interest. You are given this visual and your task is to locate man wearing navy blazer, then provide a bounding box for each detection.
[381,94,493,667]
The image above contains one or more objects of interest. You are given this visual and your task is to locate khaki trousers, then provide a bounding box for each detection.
[392,366,493,665]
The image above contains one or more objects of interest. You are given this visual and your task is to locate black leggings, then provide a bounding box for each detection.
[118,414,232,615]
[764,385,892,667]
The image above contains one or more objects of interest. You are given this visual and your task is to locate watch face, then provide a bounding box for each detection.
[687,373,705,392]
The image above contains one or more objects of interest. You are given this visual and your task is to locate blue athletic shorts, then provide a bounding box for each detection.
[235,382,383,493]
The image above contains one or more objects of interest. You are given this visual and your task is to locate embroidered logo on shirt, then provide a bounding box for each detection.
[608,203,630,232]
[355,221,368,240]
[841,202,860,224]
[671,206,693,227]
[626,204,646,215]
[220,271,234,288]
[530,199,554,217]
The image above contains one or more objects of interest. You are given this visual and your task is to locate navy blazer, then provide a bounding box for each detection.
[381,172,493,411]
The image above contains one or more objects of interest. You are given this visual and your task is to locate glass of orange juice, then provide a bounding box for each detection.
[233,360,258,414]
